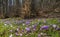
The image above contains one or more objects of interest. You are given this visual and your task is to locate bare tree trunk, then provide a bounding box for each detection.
[0,0,5,18]
[21,0,31,18]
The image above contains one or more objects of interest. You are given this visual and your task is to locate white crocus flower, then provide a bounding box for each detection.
[20,33,23,36]
[11,25,13,27]
[9,34,13,37]
[40,33,44,35]
[22,23,25,26]
[4,24,7,26]
[52,24,57,28]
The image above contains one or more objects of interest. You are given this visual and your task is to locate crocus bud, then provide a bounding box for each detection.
[40,25,49,30]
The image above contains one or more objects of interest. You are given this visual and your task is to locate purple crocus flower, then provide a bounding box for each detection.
[32,25,37,28]
[22,30,24,32]
[15,32,19,36]
[38,34,41,37]
[32,25,37,31]
[25,21,30,25]
[32,24,37,29]
[5,21,11,24]
[56,28,60,31]
[15,20,24,24]
[25,27,31,32]
[40,25,49,30]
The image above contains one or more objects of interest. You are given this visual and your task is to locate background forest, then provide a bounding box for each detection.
[0,0,60,18]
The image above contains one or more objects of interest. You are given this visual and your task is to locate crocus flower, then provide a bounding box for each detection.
[32,25,37,28]
[40,33,47,36]
[22,30,24,32]
[52,24,57,28]
[32,25,37,31]
[40,33,44,35]
[16,27,20,31]
[10,25,13,27]
[17,28,19,31]
[25,27,31,32]
[10,30,13,32]
[5,21,11,24]
[9,34,13,37]
[22,23,25,26]
[4,24,7,26]
[25,21,30,25]
[56,28,60,31]
[33,28,36,31]
[20,33,23,36]
[15,32,19,36]
[40,25,49,30]
[15,20,23,25]
[38,34,41,37]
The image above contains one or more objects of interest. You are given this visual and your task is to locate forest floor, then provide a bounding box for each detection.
[0,18,60,37]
